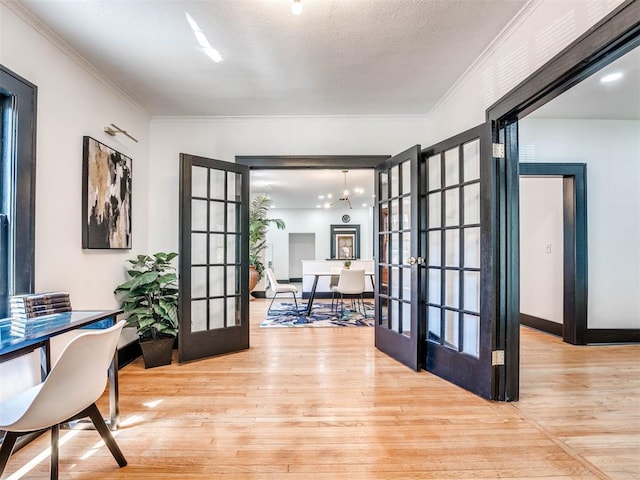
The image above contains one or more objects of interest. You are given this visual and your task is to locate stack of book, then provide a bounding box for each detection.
[10,292,72,335]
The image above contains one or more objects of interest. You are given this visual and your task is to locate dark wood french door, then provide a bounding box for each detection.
[422,124,495,399]
[178,154,249,362]
[374,146,421,370]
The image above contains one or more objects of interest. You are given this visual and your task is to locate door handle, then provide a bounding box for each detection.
[406,256,424,265]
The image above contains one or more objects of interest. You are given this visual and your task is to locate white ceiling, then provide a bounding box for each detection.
[18,0,528,116]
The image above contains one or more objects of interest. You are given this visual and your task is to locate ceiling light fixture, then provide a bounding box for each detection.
[185,12,223,63]
[292,0,303,16]
[600,72,623,83]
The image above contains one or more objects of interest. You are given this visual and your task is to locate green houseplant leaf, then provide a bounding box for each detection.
[249,194,285,279]
[114,252,179,341]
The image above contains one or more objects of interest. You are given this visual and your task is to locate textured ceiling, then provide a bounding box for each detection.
[17,0,528,116]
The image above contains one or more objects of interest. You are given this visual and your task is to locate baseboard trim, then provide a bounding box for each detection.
[289,277,302,283]
[252,290,267,298]
[520,313,562,337]
[118,340,141,368]
[587,328,640,344]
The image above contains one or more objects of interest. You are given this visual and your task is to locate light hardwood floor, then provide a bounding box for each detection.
[3,299,639,479]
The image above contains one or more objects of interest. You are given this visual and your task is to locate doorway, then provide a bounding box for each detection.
[519,164,588,345]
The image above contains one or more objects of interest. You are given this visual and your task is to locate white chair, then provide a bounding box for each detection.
[0,321,127,480]
[265,268,299,314]
[331,269,366,316]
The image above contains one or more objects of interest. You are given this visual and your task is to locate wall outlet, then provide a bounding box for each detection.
[545,243,552,254]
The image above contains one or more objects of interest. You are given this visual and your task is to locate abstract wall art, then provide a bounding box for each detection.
[82,136,132,249]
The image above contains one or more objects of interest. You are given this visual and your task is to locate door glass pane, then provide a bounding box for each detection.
[191,300,207,332]
[210,234,225,264]
[390,199,400,230]
[463,183,480,225]
[227,234,238,264]
[445,270,459,308]
[401,161,411,195]
[210,201,225,232]
[380,235,390,265]
[402,302,411,337]
[227,297,240,326]
[401,196,411,230]
[428,306,441,342]
[444,310,459,349]
[379,298,389,327]
[463,227,480,268]
[391,233,400,264]
[390,166,399,198]
[227,267,238,295]
[391,267,400,298]
[428,193,441,228]
[209,298,224,329]
[191,233,207,265]
[379,172,389,200]
[463,271,480,313]
[209,170,225,200]
[445,188,459,226]
[228,172,241,202]
[380,266,389,295]
[428,231,441,266]
[227,203,238,232]
[463,314,480,358]
[445,229,460,267]
[463,140,480,182]
[444,148,459,187]
[402,234,411,264]
[381,204,390,231]
[191,267,207,298]
[209,266,225,297]
[428,268,441,304]
[192,166,208,198]
[192,199,207,231]
[402,267,411,300]
[428,155,440,191]
[391,300,400,331]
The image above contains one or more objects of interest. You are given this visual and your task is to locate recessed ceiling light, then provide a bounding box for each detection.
[600,72,623,83]
[362,203,367,207]
[291,0,302,15]
[316,205,322,208]
[318,195,325,199]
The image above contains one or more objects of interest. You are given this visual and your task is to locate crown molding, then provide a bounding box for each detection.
[3,0,150,118]
[427,0,541,120]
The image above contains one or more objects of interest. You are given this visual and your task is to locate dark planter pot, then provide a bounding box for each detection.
[139,337,174,369]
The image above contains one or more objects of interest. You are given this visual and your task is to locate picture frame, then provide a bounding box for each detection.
[330,224,360,259]
[82,136,132,249]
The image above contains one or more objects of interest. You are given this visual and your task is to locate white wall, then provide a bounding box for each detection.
[519,177,564,324]
[0,3,152,401]
[266,207,374,281]
[519,118,640,329]
[1,3,152,309]
[426,0,625,143]
[149,115,428,253]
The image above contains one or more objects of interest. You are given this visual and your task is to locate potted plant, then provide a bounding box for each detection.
[249,194,285,292]
[114,252,179,368]
[343,259,352,269]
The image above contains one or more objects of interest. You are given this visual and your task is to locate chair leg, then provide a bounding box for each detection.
[0,431,19,476]
[267,292,279,314]
[292,293,299,314]
[50,424,59,480]
[85,403,127,467]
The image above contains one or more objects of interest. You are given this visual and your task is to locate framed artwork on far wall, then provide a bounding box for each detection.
[82,136,132,249]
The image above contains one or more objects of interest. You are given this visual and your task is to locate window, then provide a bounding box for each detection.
[0,66,37,317]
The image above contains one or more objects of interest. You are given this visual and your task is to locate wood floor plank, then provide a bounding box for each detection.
[1,300,637,479]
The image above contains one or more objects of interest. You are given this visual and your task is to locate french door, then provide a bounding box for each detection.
[375,124,496,399]
[178,154,250,363]
[422,124,494,399]
[374,146,421,370]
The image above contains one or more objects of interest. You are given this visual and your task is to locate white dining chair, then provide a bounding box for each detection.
[0,321,127,480]
[265,267,299,314]
[331,269,366,316]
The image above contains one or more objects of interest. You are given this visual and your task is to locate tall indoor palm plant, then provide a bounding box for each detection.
[249,194,285,281]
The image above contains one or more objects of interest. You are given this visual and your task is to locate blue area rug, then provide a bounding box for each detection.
[261,301,374,328]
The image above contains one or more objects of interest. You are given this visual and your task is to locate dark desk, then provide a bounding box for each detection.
[0,310,123,429]
[304,272,375,316]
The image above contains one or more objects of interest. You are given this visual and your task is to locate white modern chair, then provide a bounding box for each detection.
[331,269,366,316]
[0,321,127,480]
[265,267,299,314]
